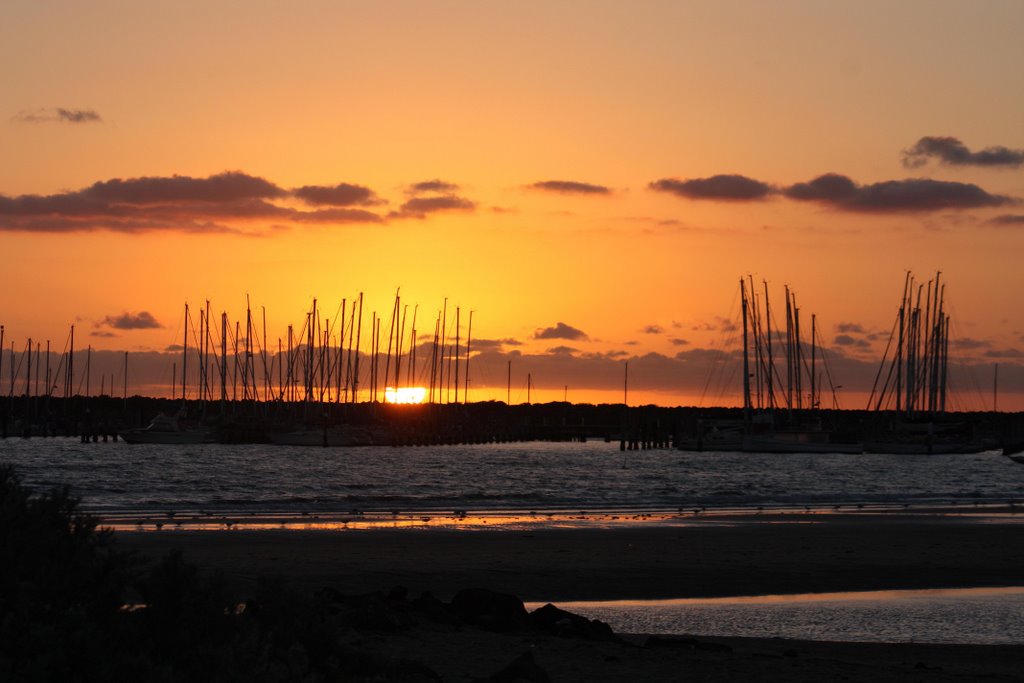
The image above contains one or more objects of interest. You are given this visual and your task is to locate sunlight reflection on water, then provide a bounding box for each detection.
[530,587,1024,644]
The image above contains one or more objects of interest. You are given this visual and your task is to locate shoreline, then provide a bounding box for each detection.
[99,501,1024,532]
[117,511,1024,603]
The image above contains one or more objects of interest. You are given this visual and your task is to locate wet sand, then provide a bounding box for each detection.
[118,512,1024,601]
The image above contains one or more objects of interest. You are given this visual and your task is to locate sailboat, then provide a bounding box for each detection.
[120,410,218,444]
[682,278,861,453]
[121,302,219,444]
[736,278,862,454]
[864,272,986,455]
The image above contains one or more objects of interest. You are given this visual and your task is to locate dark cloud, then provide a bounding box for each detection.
[834,334,871,349]
[668,337,690,346]
[642,325,664,334]
[13,107,102,124]
[902,136,1024,169]
[649,175,773,201]
[392,195,476,219]
[90,331,118,338]
[0,171,385,234]
[529,180,612,195]
[409,179,459,194]
[784,174,1012,212]
[165,344,184,352]
[101,311,162,330]
[836,322,865,334]
[84,172,286,203]
[470,338,523,351]
[988,214,1024,227]
[534,322,588,341]
[547,345,579,355]
[292,183,382,207]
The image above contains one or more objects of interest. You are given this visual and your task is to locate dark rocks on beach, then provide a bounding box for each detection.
[451,587,533,632]
[529,602,619,642]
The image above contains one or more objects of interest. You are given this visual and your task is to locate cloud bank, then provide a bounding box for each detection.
[650,175,773,201]
[902,136,1024,169]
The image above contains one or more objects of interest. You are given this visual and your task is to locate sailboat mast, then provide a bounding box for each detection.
[429,316,440,403]
[182,303,188,402]
[67,325,74,399]
[464,309,473,403]
[220,312,228,406]
[810,314,817,410]
[353,293,364,403]
[790,303,798,411]
[439,298,447,403]
[454,307,460,404]
[395,303,407,390]
[740,279,751,427]
[408,304,419,387]
[763,281,774,411]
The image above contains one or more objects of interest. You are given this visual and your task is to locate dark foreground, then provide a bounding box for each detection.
[111,513,1024,681]
[6,462,1024,681]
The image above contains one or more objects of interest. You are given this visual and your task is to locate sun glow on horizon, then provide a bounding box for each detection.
[384,387,427,404]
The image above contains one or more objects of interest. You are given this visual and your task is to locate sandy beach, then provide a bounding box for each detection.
[118,511,1024,601]
[111,512,1024,681]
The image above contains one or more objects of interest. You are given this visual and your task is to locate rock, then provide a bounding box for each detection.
[529,603,618,641]
[451,588,531,631]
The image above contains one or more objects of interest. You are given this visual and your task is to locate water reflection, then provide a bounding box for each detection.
[532,587,1024,644]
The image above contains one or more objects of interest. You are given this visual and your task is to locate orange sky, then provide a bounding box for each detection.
[1,1,1023,409]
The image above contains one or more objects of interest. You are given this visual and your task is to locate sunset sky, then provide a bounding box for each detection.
[2,1,1023,408]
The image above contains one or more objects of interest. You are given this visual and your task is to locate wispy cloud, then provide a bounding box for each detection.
[988,214,1024,227]
[392,195,476,219]
[12,107,103,124]
[528,180,612,195]
[409,179,459,194]
[902,136,1024,169]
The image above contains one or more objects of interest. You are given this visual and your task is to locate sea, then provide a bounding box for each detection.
[5,438,1024,644]
[2,438,1022,517]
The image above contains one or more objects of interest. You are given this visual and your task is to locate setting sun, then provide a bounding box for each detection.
[384,386,427,404]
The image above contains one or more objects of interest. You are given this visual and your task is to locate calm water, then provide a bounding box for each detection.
[533,587,1024,645]
[1,438,1022,516]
